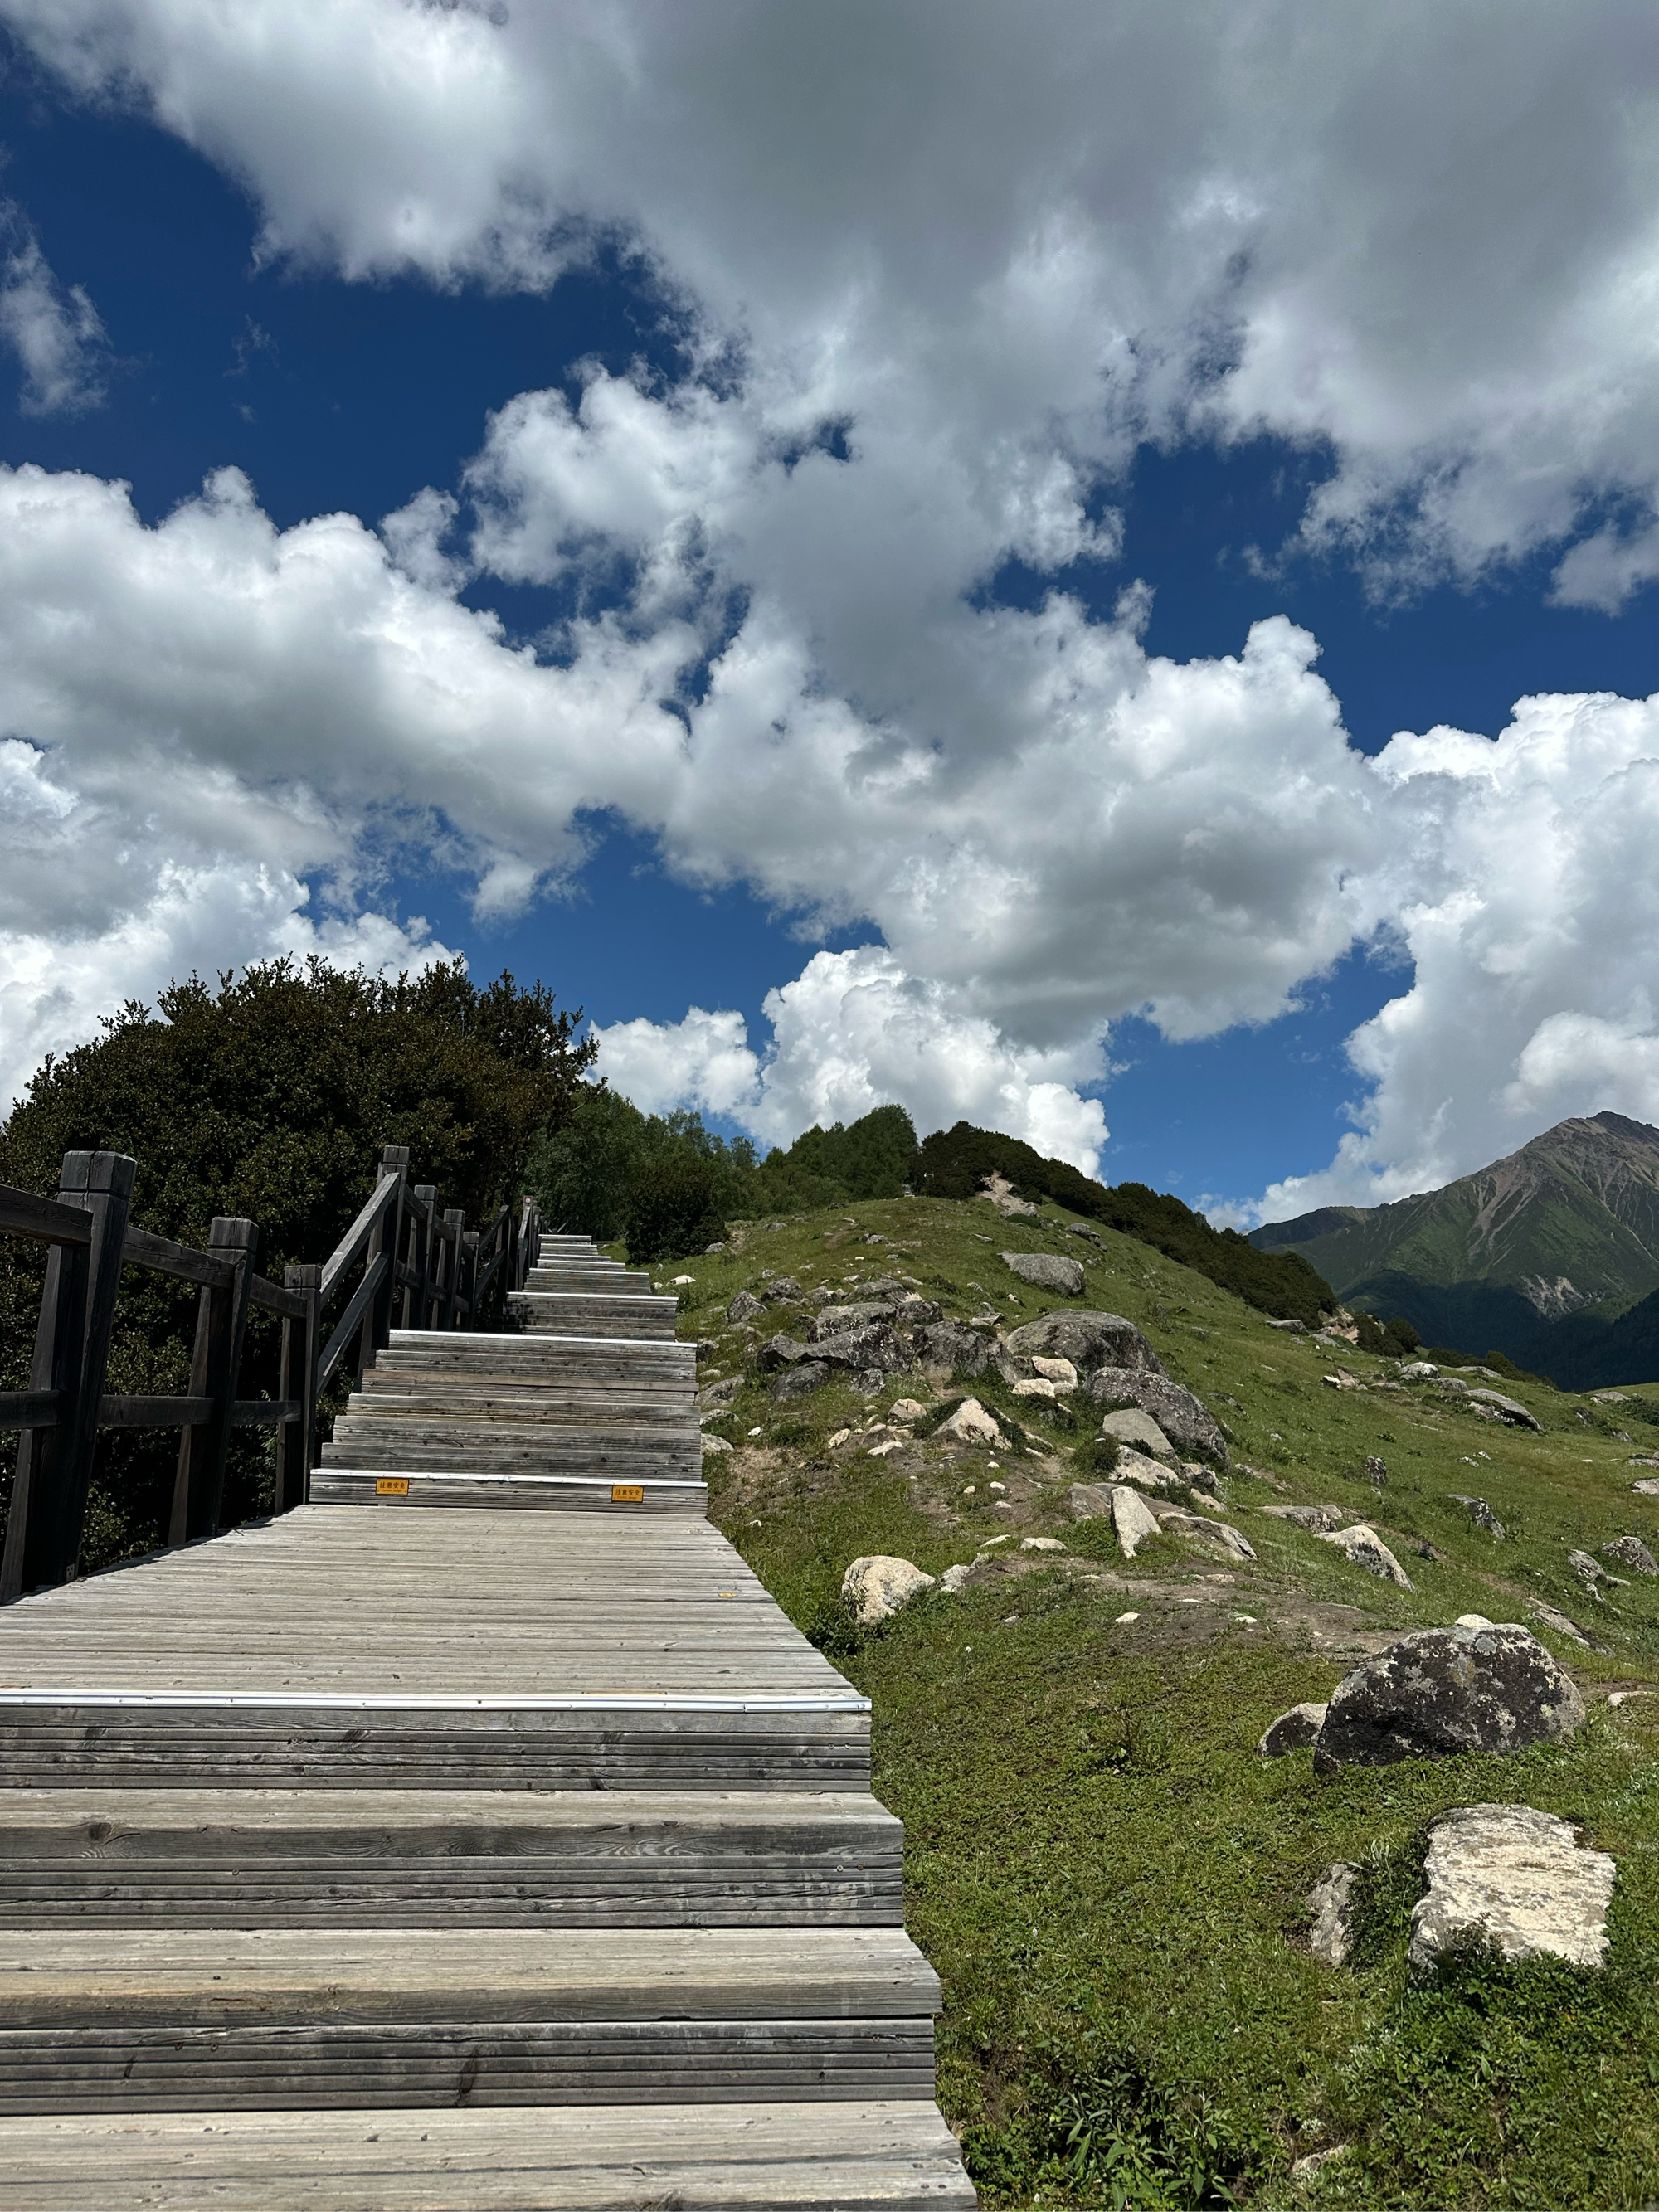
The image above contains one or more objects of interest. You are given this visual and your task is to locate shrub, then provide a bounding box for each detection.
[625,1154,727,1266]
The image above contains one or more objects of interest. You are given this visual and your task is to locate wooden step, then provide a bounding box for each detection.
[508,1296,679,1339]
[0,1926,940,2112]
[356,1384,695,1422]
[310,1471,709,1512]
[0,2097,978,2210]
[0,1788,903,1926]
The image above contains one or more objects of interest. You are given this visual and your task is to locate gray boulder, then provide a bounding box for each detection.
[813,1323,904,1373]
[1086,1367,1228,1469]
[918,1320,995,1375]
[770,1362,830,1400]
[1467,1388,1542,1431]
[755,1333,814,1372]
[1449,1493,1506,1539]
[841,1555,936,1626]
[1409,1804,1615,1975]
[1316,1524,1414,1589]
[1262,1503,1345,1533]
[1313,1621,1586,1772]
[1005,1310,1165,1377]
[1157,1509,1255,1561]
[1099,1407,1175,1458]
[727,1290,764,1325]
[1603,1534,1659,1575]
[1068,1480,1113,1523]
[1110,1485,1164,1558]
[762,1275,805,1305]
[1001,1249,1086,1296]
[1258,1702,1329,1758]
[810,1301,895,1341]
[1306,1861,1360,1965]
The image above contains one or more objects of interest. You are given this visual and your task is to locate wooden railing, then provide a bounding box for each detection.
[0,1145,542,1602]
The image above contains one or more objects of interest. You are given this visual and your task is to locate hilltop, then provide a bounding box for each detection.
[1252,1112,1659,1387]
[639,1179,1659,2207]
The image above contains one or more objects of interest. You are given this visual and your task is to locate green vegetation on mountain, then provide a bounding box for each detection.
[1253,1113,1659,1387]
[663,1184,1659,2207]
[0,957,594,1569]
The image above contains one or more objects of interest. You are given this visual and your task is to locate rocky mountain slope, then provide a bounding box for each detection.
[633,1183,1659,2206]
[1251,1112,1659,1379]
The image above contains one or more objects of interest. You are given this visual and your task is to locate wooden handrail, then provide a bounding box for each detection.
[0,1142,533,1600]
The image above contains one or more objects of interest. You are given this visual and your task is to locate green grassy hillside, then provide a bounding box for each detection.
[644,1186,1659,2209]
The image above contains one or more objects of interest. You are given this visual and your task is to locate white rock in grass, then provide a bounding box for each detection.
[1109,1485,1164,1559]
[1111,1446,1179,1492]
[699,1433,733,1456]
[1258,1703,1328,1758]
[1316,1523,1414,1590]
[939,1563,974,1594]
[1021,1536,1068,1553]
[1099,1407,1176,1458]
[840,1556,936,1626]
[1306,1861,1360,1965]
[1011,1378,1059,1398]
[937,1398,1005,1447]
[1030,1355,1078,1388]
[1409,1804,1615,1975]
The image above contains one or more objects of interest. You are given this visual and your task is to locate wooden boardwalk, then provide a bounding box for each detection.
[0,1234,975,2208]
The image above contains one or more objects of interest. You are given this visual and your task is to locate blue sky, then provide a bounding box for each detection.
[3,4,1659,1222]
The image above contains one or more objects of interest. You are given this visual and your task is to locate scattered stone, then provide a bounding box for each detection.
[1409,1804,1615,1975]
[1633,1477,1659,1496]
[1455,1613,1495,1629]
[937,1398,1005,1447]
[827,1428,852,1448]
[727,1290,764,1324]
[1592,1391,1630,1403]
[1106,1446,1179,1493]
[1608,1689,1649,1708]
[1306,1860,1360,1964]
[841,1555,937,1626]
[1401,1360,1439,1378]
[1313,1621,1586,1772]
[1114,1610,1139,1622]
[1448,1493,1506,1539]
[809,1300,895,1340]
[699,1432,733,1456]
[1099,1407,1176,1459]
[1259,1703,1329,1758]
[888,1398,928,1424]
[1263,1503,1345,1533]
[1604,1534,1659,1574]
[978,1534,1010,1549]
[918,1320,995,1376]
[1465,1388,1542,1431]
[672,1273,696,1286]
[697,1378,740,1408]
[1528,1601,1594,1649]
[1292,2145,1350,2188]
[1000,1249,1086,1296]
[991,1500,1015,1513]
[1365,1455,1388,1485]
[866,1441,903,1459]
[1315,1524,1415,1589]
[1157,1510,1255,1561]
[939,1563,974,1594]
[1266,1316,1307,1332]
[756,1333,814,1372]
[703,1241,727,1254]
[1110,1485,1165,1559]
[1068,1481,1113,1523]
[1066,1222,1103,1243]
[979,1171,1038,1215]
[1086,1368,1229,1469]
[986,1480,1006,1494]
[1029,1354,1078,1388]
[1005,1310,1164,1377]
[1322,1370,1363,1391]
[1011,1377,1060,1399]
[1021,1536,1068,1553]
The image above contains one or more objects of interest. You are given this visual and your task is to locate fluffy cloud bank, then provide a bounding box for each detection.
[4,3,1659,1204]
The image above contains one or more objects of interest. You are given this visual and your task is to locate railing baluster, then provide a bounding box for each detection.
[442,1209,465,1329]
[277,1262,321,1513]
[169,1217,260,1547]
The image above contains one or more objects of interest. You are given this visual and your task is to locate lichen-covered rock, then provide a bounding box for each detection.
[1313,1622,1586,1772]
[1259,1702,1329,1758]
[841,1555,937,1625]
[1409,1804,1615,1974]
[918,1320,995,1375]
[811,1324,903,1373]
[761,1276,805,1305]
[1005,1310,1165,1377]
[1262,1503,1345,1532]
[1157,1509,1255,1560]
[936,1398,1005,1446]
[1020,1535,1068,1553]
[1449,1493,1506,1539]
[1086,1367,1229,1469]
[1464,1387,1541,1430]
[1316,1524,1415,1589]
[1068,1481,1113,1523]
[939,1562,974,1594]
[1306,1860,1360,1964]
[1603,1534,1659,1575]
[755,1333,814,1372]
[1001,1250,1086,1296]
[810,1300,896,1341]
[1110,1485,1164,1558]
[1099,1407,1175,1458]
[770,1362,830,1400]
[727,1290,764,1324]
[1030,1355,1078,1388]
[1107,1447,1177,1492]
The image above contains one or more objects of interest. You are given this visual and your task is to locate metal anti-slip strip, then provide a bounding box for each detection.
[0,1689,872,1712]
[319,1469,708,1490]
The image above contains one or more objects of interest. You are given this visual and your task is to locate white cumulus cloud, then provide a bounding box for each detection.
[0,202,108,415]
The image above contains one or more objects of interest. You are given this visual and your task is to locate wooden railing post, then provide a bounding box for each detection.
[169,1216,260,1547]
[363,1146,407,1363]
[0,1150,134,1599]
[411,1186,438,1326]
[277,1262,321,1513]
[442,1210,465,1329]
[460,1229,480,1327]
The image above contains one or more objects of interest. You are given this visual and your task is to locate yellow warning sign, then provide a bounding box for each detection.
[375,1476,411,1496]
[611,1484,645,1504]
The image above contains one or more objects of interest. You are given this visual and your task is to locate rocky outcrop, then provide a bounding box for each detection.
[1313,1621,1586,1772]
[841,1555,936,1626]
[1262,1503,1345,1532]
[1603,1534,1658,1575]
[1157,1508,1254,1561]
[1001,1250,1085,1296]
[1006,1311,1164,1376]
[1087,1368,1228,1469]
[1109,1485,1163,1558]
[918,1320,995,1375]
[1409,1804,1615,1974]
[809,1301,895,1339]
[1258,1702,1328,1757]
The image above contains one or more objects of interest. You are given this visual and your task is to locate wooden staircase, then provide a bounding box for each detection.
[0,1234,975,2209]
